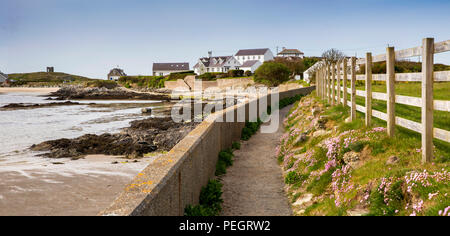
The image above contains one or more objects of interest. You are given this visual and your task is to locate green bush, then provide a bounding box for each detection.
[198,72,225,81]
[285,171,300,184]
[232,142,241,150]
[184,180,223,216]
[279,94,303,109]
[215,149,234,176]
[228,69,244,78]
[244,70,252,77]
[118,76,167,88]
[241,119,262,141]
[254,62,291,86]
[167,71,195,81]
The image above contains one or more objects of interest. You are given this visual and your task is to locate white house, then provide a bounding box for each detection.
[277,48,304,58]
[0,71,8,83]
[239,60,262,73]
[152,63,190,76]
[193,52,240,75]
[235,48,274,65]
[107,68,127,81]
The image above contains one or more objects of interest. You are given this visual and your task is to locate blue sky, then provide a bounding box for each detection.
[1,0,450,79]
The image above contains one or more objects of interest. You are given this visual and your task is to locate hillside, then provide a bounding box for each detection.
[278,94,449,216]
[7,72,97,86]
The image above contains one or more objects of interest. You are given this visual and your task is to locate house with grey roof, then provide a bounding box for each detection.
[0,71,8,83]
[235,48,274,66]
[239,60,262,73]
[193,51,240,75]
[277,48,304,58]
[153,63,190,76]
[107,68,127,81]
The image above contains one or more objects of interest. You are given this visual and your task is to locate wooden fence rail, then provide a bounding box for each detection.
[315,38,450,163]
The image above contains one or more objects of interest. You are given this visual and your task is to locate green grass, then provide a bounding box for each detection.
[355,82,450,100]
[7,72,97,86]
[333,81,450,131]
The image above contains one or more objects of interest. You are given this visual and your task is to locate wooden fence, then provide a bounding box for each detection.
[314,38,450,163]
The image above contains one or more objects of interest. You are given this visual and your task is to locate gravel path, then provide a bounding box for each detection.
[221,106,293,216]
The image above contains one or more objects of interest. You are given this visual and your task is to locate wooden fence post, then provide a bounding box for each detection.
[351,57,357,121]
[365,52,372,126]
[337,60,341,105]
[327,64,331,103]
[316,70,319,96]
[422,38,434,163]
[331,63,336,106]
[386,47,396,137]
[323,65,326,99]
[343,58,348,107]
[321,66,324,98]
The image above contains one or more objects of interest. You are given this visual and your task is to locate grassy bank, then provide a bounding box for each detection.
[6,72,98,87]
[337,82,450,131]
[278,94,449,216]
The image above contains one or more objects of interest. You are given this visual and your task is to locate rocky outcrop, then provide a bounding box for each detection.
[1,101,88,110]
[48,86,170,101]
[30,117,199,159]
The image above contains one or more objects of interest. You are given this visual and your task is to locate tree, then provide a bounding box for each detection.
[254,62,291,86]
[273,57,305,78]
[322,48,345,65]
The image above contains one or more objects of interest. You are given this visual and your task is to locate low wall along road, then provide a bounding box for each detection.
[100,86,315,216]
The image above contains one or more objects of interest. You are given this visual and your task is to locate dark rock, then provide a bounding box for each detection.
[48,86,170,101]
[30,117,199,159]
[386,156,399,165]
[1,101,83,110]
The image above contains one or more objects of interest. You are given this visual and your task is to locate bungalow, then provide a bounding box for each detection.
[0,71,8,83]
[277,48,304,58]
[153,63,190,76]
[239,60,262,73]
[193,52,240,75]
[235,48,274,65]
[107,68,127,81]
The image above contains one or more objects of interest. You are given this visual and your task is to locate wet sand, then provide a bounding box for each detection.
[0,154,159,216]
[0,87,60,94]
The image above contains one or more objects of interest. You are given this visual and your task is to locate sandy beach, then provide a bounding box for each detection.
[0,87,60,94]
[0,154,160,216]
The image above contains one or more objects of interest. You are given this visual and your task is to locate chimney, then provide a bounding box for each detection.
[208,51,212,58]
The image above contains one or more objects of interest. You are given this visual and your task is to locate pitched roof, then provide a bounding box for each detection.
[0,71,8,81]
[195,56,232,68]
[108,68,126,77]
[153,63,190,71]
[240,60,260,67]
[236,48,269,56]
[278,49,304,55]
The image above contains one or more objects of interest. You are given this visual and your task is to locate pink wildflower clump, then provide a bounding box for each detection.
[324,137,341,160]
[404,169,450,194]
[378,177,395,206]
[331,165,353,207]
[438,206,450,216]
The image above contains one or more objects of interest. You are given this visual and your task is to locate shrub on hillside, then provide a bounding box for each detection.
[254,62,291,86]
[167,71,195,81]
[118,76,167,88]
[228,69,244,78]
[244,70,252,77]
[198,72,225,81]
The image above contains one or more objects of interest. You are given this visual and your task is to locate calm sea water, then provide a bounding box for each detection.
[0,92,163,164]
